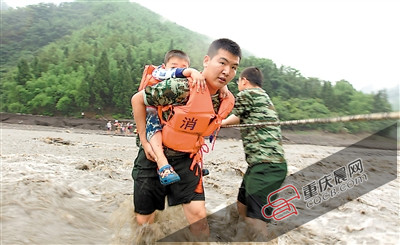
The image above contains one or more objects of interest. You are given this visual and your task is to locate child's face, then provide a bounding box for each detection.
[165,57,189,69]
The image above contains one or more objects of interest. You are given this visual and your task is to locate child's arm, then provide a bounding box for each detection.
[153,66,206,91]
[219,85,229,98]
[151,65,172,81]
[182,68,206,92]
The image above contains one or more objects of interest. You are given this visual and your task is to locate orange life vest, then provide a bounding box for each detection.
[158,86,234,194]
[138,65,160,91]
[139,64,234,152]
[158,85,234,154]
[138,64,234,193]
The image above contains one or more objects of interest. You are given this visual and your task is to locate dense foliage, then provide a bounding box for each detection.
[1,1,394,133]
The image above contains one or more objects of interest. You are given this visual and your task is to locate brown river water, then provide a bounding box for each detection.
[1,124,398,244]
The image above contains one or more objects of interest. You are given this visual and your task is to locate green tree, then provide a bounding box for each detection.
[320,81,335,109]
[332,80,355,113]
[31,56,43,79]
[126,47,134,66]
[75,69,90,111]
[168,39,174,50]
[147,47,153,62]
[90,50,111,109]
[28,93,55,115]
[16,59,32,85]
[372,90,392,113]
[113,60,133,114]
[344,92,374,133]
[302,78,321,99]
[56,96,73,114]
[1,1,394,133]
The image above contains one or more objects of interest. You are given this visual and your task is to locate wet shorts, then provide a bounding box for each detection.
[132,148,205,215]
[237,163,287,222]
[145,107,162,141]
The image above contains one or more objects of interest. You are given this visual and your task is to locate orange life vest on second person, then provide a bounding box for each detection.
[158,85,235,154]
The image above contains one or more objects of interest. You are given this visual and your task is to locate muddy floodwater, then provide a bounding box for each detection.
[1,124,399,244]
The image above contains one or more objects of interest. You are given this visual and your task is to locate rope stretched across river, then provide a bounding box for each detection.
[221,111,400,128]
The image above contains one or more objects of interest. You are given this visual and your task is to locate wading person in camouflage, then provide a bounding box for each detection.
[222,67,287,237]
[131,38,241,238]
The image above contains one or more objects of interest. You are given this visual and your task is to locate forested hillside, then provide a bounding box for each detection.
[1,1,394,133]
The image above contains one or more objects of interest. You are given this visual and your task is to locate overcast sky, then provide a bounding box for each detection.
[5,0,399,92]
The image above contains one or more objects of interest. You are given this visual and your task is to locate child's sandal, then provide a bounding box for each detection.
[158,164,180,185]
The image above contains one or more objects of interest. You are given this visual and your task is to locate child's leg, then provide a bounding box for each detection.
[145,107,180,185]
[146,107,180,185]
[149,131,168,168]
[145,107,167,168]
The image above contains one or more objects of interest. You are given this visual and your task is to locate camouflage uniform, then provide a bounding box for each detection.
[232,88,285,166]
[232,87,287,221]
[132,78,223,214]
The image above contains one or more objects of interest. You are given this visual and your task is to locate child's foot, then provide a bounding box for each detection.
[202,168,210,176]
[158,165,180,185]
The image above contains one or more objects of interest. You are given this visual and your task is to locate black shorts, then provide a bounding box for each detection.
[132,148,205,215]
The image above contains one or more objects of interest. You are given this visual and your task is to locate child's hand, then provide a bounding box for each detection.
[189,70,206,92]
[219,85,229,98]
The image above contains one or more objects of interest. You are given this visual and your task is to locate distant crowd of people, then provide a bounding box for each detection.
[106,120,135,135]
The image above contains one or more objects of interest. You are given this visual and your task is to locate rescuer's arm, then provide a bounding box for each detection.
[221,114,240,126]
[131,91,156,161]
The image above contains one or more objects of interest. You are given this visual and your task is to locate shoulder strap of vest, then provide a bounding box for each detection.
[201,90,235,136]
[138,65,157,91]
[157,105,173,125]
[218,90,235,119]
